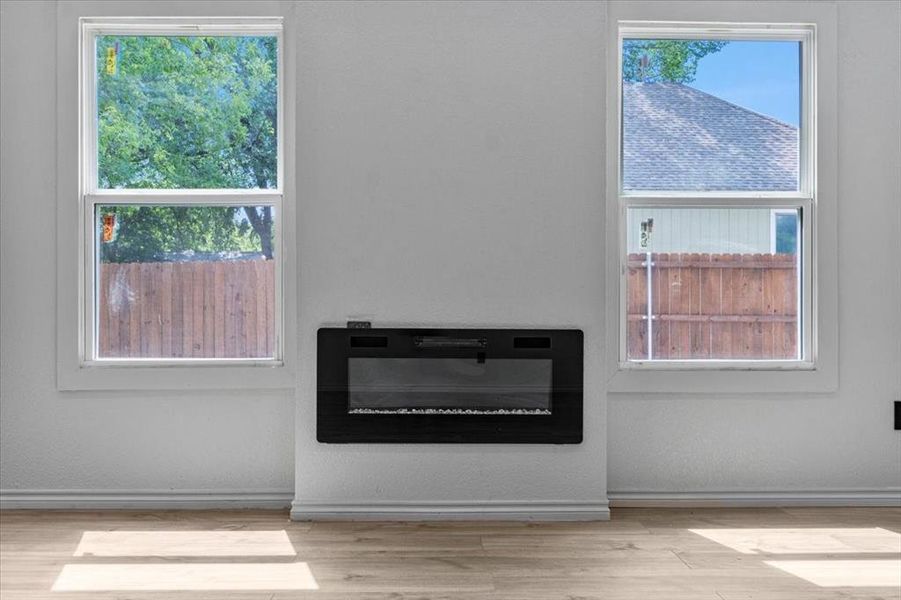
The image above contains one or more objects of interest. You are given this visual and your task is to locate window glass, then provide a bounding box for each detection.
[775,212,799,254]
[622,39,800,192]
[626,207,800,360]
[95,205,276,359]
[96,36,278,189]
[348,358,552,414]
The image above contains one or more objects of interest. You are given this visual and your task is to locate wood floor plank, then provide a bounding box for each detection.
[1,508,899,599]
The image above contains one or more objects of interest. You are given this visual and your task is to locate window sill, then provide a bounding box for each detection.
[57,361,295,391]
[619,360,816,371]
[607,361,836,394]
[81,358,284,368]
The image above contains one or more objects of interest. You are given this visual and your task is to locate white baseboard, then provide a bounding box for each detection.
[4,489,896,513]
[290,500,611,521]
[608,489,901,508]
[0,489,294,510]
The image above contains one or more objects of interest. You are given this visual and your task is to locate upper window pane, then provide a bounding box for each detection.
[622,39,800,192]
[96,35,278,189]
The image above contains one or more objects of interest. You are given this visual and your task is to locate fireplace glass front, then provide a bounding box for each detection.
[348,357,552,415]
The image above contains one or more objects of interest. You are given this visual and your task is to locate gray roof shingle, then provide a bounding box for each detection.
[623,82,799,191]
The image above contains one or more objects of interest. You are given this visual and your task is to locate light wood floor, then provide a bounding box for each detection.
[1,507,900,599]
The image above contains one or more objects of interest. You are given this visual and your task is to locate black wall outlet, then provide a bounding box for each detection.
[895,401,901,431]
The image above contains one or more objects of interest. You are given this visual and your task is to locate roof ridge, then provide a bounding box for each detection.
[625,81,798,131]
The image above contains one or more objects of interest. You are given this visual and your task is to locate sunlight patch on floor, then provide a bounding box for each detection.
[73,530,296,557]
[51,563,319,591]
[764,559,901,588]
[689,527,901,555]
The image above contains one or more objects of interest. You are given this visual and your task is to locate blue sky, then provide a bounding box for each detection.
[689,40,801,126]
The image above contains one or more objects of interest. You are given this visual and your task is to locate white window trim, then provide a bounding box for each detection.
[617,22,814,370]
[57,7,296,390]
[604,2,838,394]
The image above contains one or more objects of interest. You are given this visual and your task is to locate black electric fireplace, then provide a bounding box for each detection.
[317,328,582,443]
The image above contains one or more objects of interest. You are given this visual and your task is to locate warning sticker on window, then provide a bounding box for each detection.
[105,46,117,76]
[102,214,115,242]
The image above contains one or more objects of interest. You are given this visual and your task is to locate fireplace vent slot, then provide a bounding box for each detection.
[514,336,551,349]
[350,336,389,348]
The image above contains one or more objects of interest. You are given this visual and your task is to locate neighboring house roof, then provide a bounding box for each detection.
[623,82,798,191]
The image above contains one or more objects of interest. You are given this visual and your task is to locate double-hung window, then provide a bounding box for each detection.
[80,18,284,365]
[616,22,815,368]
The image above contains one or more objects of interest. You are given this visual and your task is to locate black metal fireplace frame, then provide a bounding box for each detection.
[317,328,583,443]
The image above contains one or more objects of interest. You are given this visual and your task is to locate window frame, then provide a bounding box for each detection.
[614,21,816,372]
[79,18,285,367]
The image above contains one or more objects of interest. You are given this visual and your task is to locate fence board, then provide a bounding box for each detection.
[107,263,121,357]
[224,265,235,357]
[201,265,212,357]
[244,262,258,359]
[192,262,205,358]
[700,254,718,359]
[213,263,225,358]
[98,262,111,357]
[688,254,704,357]
[170,264,183,358]
[139,263,151,357]
[627,253,798,361]
[150,263,163,357]
[127,264,139,357]
[264,260,274,356]
[160,263,173,358]
[762,259,775,357]
[255,261,268,358]
[97,260,275,360]
[672,254,688,359]
[653,253,668,359]
[627,257,646,359]
[178,266,191,358]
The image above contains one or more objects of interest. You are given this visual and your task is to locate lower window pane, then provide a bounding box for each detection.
[626,207,800,361]
[95,205,276,359]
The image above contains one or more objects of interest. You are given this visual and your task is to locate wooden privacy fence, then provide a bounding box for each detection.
[98,260,275,359]
[627,253,798,360]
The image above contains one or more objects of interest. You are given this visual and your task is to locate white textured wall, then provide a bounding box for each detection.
[1,1,898,507]
[0,1,295,498]
[292,1,608,511]
[608,0,901,497]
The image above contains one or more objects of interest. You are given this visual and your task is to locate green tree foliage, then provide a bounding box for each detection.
[622,39,728,84]
[96,35,277,262]
[97,205,273,263]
